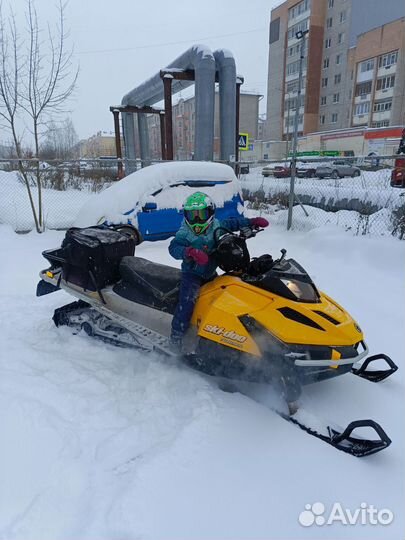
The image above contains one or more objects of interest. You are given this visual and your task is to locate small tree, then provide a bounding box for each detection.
[41,117,78,160]
[0,0,78,232]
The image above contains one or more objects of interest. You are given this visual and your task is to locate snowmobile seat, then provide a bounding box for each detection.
[113,256,181,314]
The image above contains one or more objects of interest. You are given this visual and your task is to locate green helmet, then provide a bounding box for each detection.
[183,192,215,235]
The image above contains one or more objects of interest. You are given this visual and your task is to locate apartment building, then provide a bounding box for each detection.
[347,18,405,129]
[266,0,405,140]
[147,91,262,160]
[80,131,119,158]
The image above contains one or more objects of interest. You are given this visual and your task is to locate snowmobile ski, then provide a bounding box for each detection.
[352,354,398,383]
[279,409,392,457]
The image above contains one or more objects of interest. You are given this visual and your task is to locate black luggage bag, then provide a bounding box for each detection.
[43,226,136,294]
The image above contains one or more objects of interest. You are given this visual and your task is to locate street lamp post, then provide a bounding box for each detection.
[285,91,292,159]
[287,29,309,230]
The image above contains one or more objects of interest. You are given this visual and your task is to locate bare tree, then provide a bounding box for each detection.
[0,0,78,232]
[42,117,78,160]
[0,4,41,230]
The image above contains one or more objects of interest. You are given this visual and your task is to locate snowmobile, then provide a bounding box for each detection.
[37,224,398,457]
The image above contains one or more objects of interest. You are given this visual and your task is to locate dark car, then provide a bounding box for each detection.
[273,163,291,178]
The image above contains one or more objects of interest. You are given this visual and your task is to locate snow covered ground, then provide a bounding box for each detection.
[0,221,404,540]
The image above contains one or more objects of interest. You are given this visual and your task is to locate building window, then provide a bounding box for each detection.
[323,57,329,68]
[372,120,390,128]
[378,51,398,69]
[286,78,306,93]
[338,32,345,44]
[288,44,301,57]
[285,95,305,110]
[320,115,326,125]
[333,93,340,103]
[287,57,308,75]
[360,58,375,72]
[288,0,310,21]
[354,102,370,115]
[328,0,334,7]
[336,54,341,65]
[373,100,392,112]
[340,10,346,23]
[355,81,372,96]
[288,18,309,40]
[321,96,327,105]
[331,113,338,123]
[376,75,395,90]
[334,73,341,84]
[325,38,331,49]
[322,77,328,87]
[327,17,333,28]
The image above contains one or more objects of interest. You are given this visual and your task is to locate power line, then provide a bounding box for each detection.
[76,27,266,55]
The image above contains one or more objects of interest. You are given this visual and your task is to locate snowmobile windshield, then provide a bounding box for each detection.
[243,258,320,303]
[279,278,319,302]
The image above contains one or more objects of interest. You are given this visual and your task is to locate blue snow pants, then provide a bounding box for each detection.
[171,272,203,339]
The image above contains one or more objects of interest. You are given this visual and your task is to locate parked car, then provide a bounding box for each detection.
[261,164,278,177]
[262,161,317,179]
[296,162,317,178]
[316,160,361,179]
[273,163,291,178]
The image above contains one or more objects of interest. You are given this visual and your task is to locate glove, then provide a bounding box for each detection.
[250,217,269,228]
[185,247,209,266]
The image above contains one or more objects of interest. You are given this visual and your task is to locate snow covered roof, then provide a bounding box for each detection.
[74,161,241,228]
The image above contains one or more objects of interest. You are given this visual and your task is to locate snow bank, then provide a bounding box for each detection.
[74,161,241,228]
[255,204,394,236]
[242,167,403,211]
[0,170,99,231]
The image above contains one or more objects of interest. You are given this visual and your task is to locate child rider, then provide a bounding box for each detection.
[168,192,269,347]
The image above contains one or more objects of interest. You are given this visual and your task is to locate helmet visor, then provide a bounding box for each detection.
[184,207,211,225]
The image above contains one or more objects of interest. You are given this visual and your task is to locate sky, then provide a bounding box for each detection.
[11,0,280,141]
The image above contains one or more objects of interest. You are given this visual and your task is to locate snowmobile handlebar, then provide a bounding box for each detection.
[213,225,263,245]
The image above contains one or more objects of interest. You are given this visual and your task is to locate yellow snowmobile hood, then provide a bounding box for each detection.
[192,275,364,357]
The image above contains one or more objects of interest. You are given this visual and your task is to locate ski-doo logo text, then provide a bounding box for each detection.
[298,502,394,527]
[203,324,247,343]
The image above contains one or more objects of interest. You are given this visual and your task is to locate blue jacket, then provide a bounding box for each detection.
[169,216,251,279]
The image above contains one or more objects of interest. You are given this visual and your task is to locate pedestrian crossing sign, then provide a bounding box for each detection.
[238,133,249,151]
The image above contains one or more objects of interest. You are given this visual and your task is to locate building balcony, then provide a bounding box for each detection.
[285,69,307,83]
[356,70,374,84]
[284,105,304,117]
[372,110,392,122]
[283,123,303,134]
[287,9,310,30]
[377,64,397,78]
[354,93,372,104]
[352,114,370,126]
[374,87,394,100]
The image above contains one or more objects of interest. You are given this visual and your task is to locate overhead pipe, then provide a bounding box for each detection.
[121,112,137,174]
[121,45,216,162]
[213,49,236,162]
[121,45,239,164]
